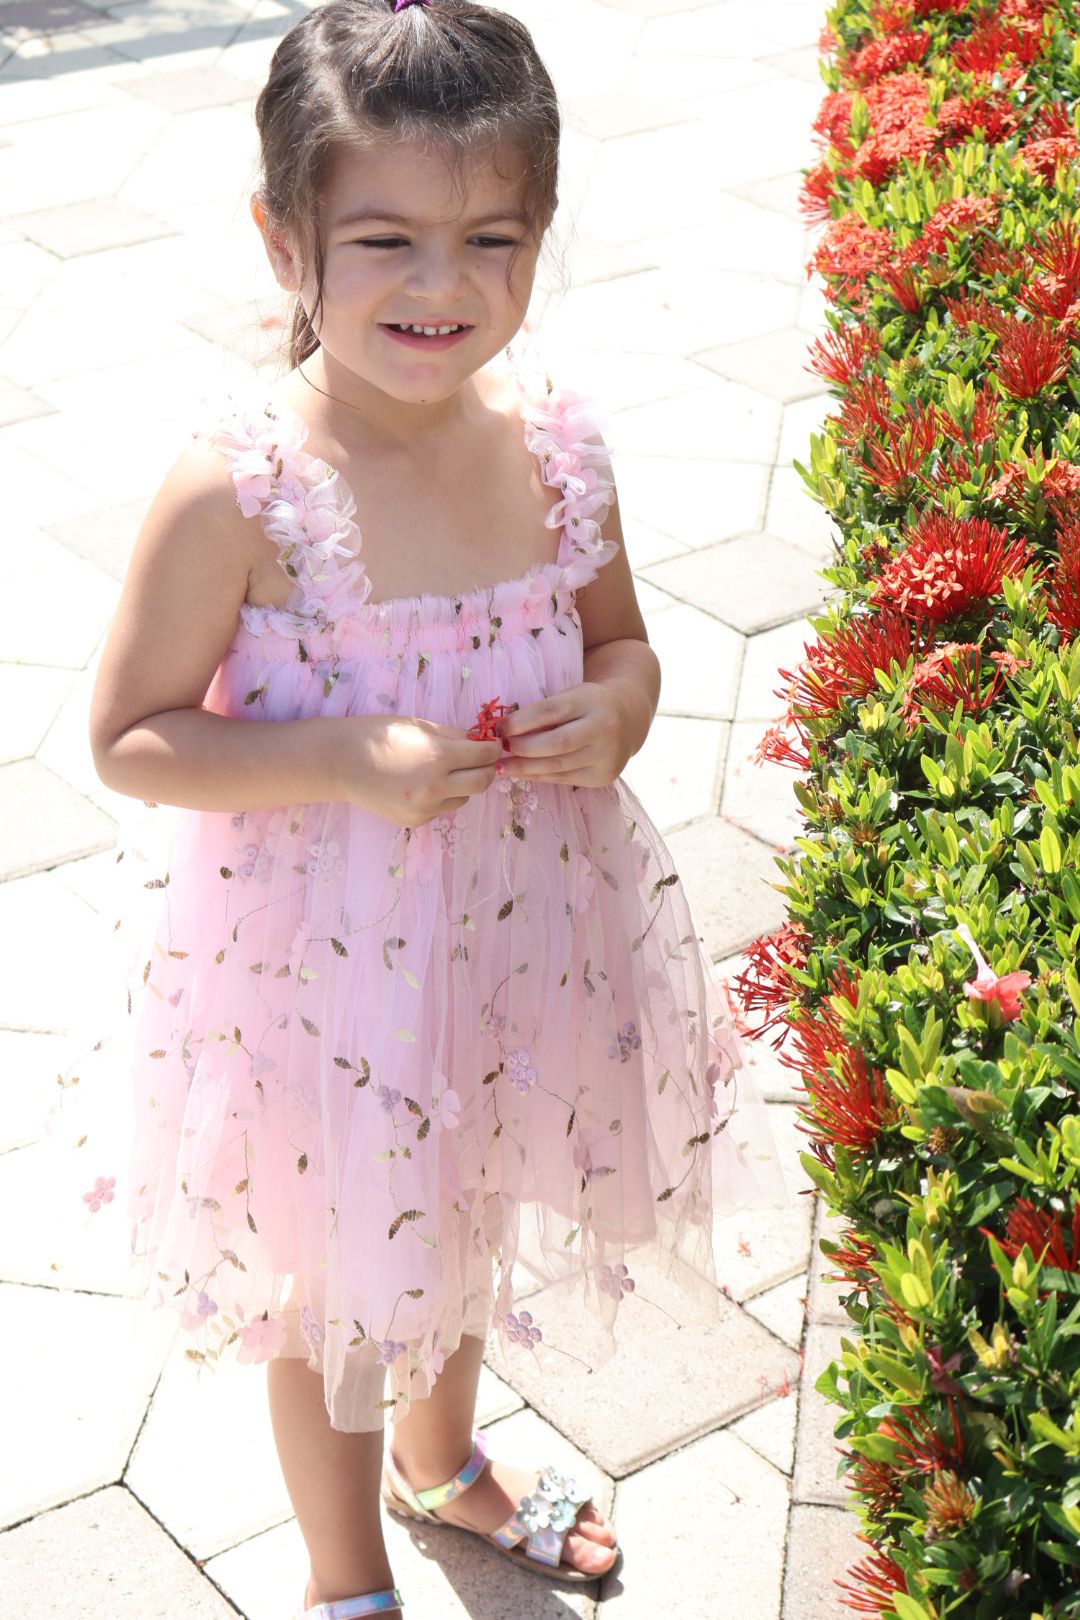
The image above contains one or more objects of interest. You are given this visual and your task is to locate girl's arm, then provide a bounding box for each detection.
[90,438,352,812]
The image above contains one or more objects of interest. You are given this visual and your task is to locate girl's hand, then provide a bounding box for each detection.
[495,682,638,787]
[341,715,503,827]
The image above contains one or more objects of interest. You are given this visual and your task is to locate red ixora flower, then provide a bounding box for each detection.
[900,641,1008,730]
[1045,515,1080,639]
[872,510,1032,624]
[729,921,812,1046]
[1020,101,1080,182]
[845,29,930,88]
[805,322,882,388]
[981,1195,1080,1273]
[860,399,940,501]
[780,606,933,722]
[993,316,1071,400]
[834,1539,909,1614]
[467,696,515,741]
[808,216,894,309]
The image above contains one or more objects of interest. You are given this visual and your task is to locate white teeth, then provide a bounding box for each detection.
[393,322,464,335]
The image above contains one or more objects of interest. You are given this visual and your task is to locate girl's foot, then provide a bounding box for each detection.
[388,1443,617,1578]
[302,1577,403,1619]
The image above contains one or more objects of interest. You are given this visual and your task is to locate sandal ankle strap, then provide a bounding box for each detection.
[303,1590,404,1618]
[385,1428,487,1517]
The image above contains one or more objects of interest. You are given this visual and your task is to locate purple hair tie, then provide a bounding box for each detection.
[394,0,430,10]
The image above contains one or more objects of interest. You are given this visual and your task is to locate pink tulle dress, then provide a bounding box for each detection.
[59,370,789,1430]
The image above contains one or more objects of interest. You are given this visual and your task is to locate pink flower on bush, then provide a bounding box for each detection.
[237,1312,287,1364]
[955,923,1031,1021]
[83,1176,115,1213]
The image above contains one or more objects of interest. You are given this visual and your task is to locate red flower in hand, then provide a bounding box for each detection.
[467,697,516,744]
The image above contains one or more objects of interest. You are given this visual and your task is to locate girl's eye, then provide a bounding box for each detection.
[470,236,519,248]
[355,237,408,249]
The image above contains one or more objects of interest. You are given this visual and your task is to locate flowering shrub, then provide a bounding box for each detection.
[733,3,1080,1614]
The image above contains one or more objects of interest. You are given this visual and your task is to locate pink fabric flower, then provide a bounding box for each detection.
[956,922,1031,1021]
[82,1175,116,1213]
[237,1312,288,1365]
[430,1074,461,1132]
[567,853,595,913]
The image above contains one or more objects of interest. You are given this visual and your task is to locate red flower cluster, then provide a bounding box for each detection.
[1046,516,1080,639]
[728,921,812,1044]
[900,641,1010,730]
[871,511,1032,623]
[993,317,1071,400]
[781,606,932,722]
[981,1195,1080,1273]
[466,697,514,741]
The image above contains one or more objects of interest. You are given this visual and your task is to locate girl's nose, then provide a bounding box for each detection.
[405,246,468,301]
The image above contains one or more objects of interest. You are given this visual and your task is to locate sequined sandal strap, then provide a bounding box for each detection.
[385,1429,488,1519]
[489,1465,593,1570]
[302,1591,404,1618]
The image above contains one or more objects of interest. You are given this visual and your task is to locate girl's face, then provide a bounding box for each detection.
[269,134,542,406]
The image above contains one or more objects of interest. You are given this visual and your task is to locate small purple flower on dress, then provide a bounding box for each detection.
[83,1175,116,1213]
[236,1312,288,1364]
[599,1263,636,1300]
[609,1021,642,1064]
[506,1047,539,1094]
[196,1290,218,1318]
[505,1310,543,1348]
[377,1338,406,1365]
[299,1306,325,1350]
[376,1084,401,1114]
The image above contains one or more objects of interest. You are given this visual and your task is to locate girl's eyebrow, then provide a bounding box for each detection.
[333,208,530,228]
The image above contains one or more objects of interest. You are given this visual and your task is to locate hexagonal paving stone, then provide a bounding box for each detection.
[720,718,806,851]
[622,714,728,832]
[0,373,53,427]
[611,451,767,549]
[735,616,819,722]
[765,463,838,561]
[6,197,176,258]
[664,815,789,961]
[0,661,75,764]
[712,1184,813,1304]
[610,380,782,463]
[783,1503,868,1619]
[728,1386,799,1474]
[601,1429,788,1617]
[0,1283,172,1528]
[808,1202,856,1329]
[0,1486,236,1619]
[0,864,106,1033]
[699,325,828,404]
[45,498,149,580]
[645,600,743,719]
[792,1322,853,1509]
[0,1139,140,1296]
[0,1028,71,1152]
[743,1273,810,1352]
[641,532,829,634]
[0,757,116,880]
[121,65,257,113]
[485,1255,800,1477]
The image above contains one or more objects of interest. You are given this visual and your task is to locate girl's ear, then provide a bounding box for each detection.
[250,193,302,293]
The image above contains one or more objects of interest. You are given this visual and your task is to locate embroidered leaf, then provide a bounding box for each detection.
[297,1152,308,1174]
[220,866,234,880]
[330,937,348,957]
[405,1287,425,1299]
[235,1179,249,1195]
[247,1211,259,1233]
[515,961,529,974]
[559,842,569,863]
[402,968,420,989]
[144,878,167,890]
[564,1226,580,1247]
[148,1048,166,1059]
[512,823,525,841]
[404,1097,423,1117]
[388,1208,424,1240]
[417,1117,431,1141]
[300,1016,320,1037]
[658,1070,670,1094]
[298,640,309,663]
[599,867,619,890]
[566,1107,576,1137]
[657,1187,675,1203]
[244,687,266,706]
[333,1056,353,1070]
[649,872,680,901]
[395,1028,418,1042]
[482,1069,500,1085]
[497,898,514,921]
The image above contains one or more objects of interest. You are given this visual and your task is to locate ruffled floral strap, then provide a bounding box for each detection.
[208,400,371,630]
[519,384,619,591]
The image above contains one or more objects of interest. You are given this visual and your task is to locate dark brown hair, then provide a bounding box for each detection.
[253,0,561,366]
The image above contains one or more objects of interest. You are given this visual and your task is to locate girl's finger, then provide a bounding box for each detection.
[448,762,501,796]
[497,689,582,739]
[502,717,589,759]
[499,745,595,780]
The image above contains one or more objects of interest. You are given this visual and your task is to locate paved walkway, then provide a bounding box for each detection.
[0,0,867,1615]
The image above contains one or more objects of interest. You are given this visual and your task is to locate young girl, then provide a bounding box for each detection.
[68,1,788,1614]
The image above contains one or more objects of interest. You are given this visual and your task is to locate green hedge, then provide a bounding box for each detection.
[732,2,1080,1614]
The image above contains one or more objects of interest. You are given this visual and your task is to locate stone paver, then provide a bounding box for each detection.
[0,1486,238,1619]
[0,0,866,1610]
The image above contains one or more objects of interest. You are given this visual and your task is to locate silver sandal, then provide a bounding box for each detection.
[298,1590,404,1617]
[382,1427,614,1583]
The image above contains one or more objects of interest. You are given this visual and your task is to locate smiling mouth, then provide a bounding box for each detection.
[384,322,471,337]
